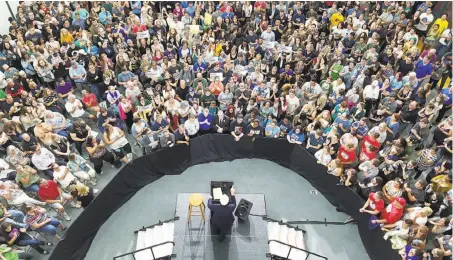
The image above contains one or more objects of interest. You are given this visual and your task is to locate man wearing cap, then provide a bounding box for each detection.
[185,87,200,106]
[208,187,237,242]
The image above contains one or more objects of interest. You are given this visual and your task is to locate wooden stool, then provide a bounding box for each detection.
[188,193,206,223]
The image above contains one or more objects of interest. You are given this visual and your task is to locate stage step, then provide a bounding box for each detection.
[134,221,175,260]
[267,221,307,260]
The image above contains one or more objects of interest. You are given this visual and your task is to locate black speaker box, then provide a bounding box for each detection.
[234,199,253,221]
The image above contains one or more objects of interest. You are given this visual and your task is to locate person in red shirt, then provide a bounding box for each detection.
[338,143,357,167]
[5,79,23,98]
[371,197,406,226]
[359,145,378,162]
[172,3,184,20]
[132,19,146,35]
[219,2,234,13]
[360,132,381,153]
[38,179,78,221]
[254,1,267,12]
[359,191,385,216]
[81,90,100,113]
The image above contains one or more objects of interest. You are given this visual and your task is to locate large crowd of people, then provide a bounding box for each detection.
[0,1,450,259]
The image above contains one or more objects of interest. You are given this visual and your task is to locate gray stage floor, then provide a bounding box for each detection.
[83,159,369,260]
[174,193,268,260]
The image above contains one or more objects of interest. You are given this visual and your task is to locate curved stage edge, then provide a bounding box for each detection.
[49,135,400,260]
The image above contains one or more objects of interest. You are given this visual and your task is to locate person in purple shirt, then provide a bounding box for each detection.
[55,78,73,102]
[414,56,433,86]
[198,108,213,135]
[279,63,295,77]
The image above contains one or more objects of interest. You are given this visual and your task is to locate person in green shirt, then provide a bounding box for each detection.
[15,165,41,193]
[329,60,344,81]
[352,37,367,56]
[320,77,333,96]
[0,90,6,102]
[192,73,208,91]
[0,244,33,260]
[200,89,216,108]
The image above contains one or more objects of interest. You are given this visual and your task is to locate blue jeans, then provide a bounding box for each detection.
[16,233,44,246]
[25,184,39,193]
[35,217,61,236]
[56,129,69,138]
[91,83,101,101]
[3,210,27,229]
[15,233,46,254]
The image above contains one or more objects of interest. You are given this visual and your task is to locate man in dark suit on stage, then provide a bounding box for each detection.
[211,110,230,134]
[208,187,236,242]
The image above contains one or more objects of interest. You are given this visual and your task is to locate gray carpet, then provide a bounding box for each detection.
[83,159,369,260]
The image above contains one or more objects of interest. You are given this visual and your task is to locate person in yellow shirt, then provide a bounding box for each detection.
[330,8,345,30]
[60,29,74,45]
[432,13,449,37]
[202,6,213,30]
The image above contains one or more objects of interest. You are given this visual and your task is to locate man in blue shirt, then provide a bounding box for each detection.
[193,59,208,74]
[292,8,305,28]
[151,115,170,138]
[334,112,352,135]
[69,61,87,90]
[351,118,369,140]
[117,68,136,88]
[414,56,433,87]
[287,126,305,144]
[185,2,195,17]
[72,13,86,30]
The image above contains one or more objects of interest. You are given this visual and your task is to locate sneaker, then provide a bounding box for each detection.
[46,242,55,246]
[62,212,71,221]
[70,202,81,208]
[126,153,133,161]
[42,251,50,255]
[89,180,97,186]
[93,189,99,194]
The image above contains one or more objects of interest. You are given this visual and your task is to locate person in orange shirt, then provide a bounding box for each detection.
[209,77,224,97]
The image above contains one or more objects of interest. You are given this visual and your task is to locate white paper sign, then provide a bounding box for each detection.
[136,31,150,39]
[235,65,248,76]
[210,72,224,82]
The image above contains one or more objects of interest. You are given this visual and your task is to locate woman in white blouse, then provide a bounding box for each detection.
[103,124,132,163]
[184,113,200,139]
